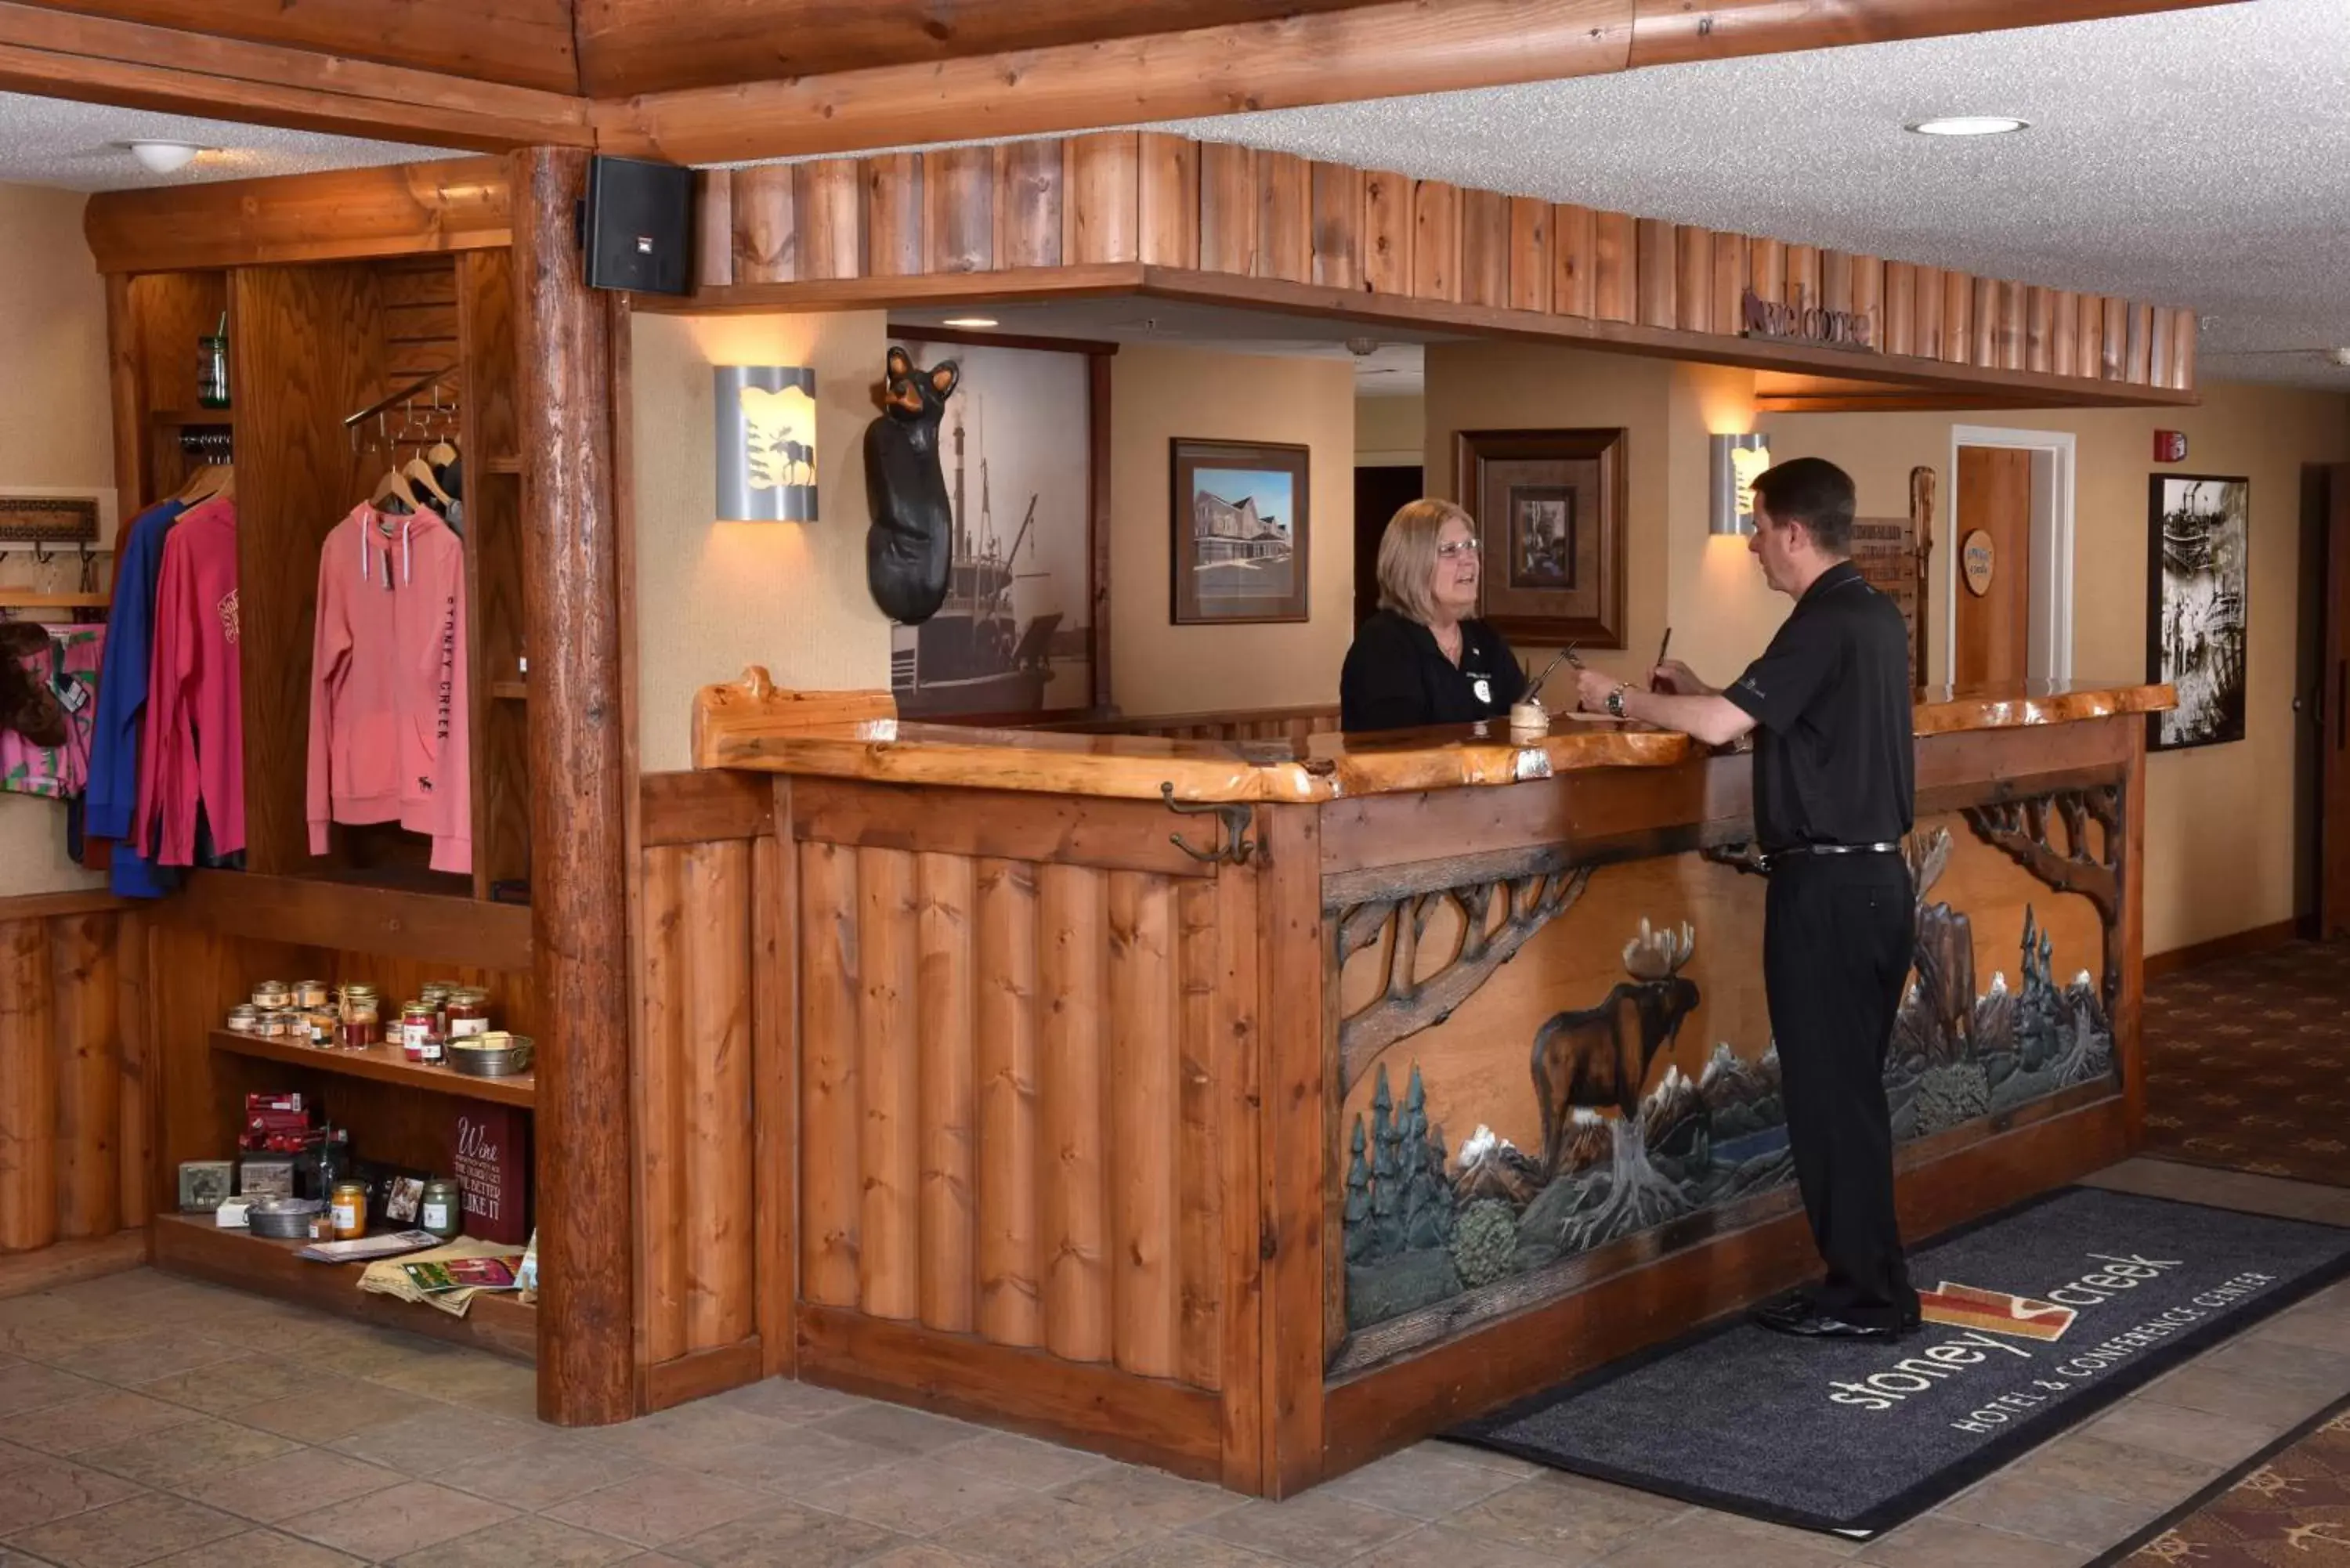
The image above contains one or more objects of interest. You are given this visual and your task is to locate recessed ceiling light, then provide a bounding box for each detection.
[1906,116,2029,138]
[940,316,998,328]
[117,140,207,174]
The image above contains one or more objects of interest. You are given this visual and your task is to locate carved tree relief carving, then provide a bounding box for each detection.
[1961,784,2124,1006]
[1333,854,1595,1095]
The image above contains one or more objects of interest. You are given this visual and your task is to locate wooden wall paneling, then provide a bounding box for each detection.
[685,841,756,1351]
[1409,179,1460,303]
[1882,262,1916,356]
[639,846,689,1366]
[1173,879,1222,1393]
[976,858,1042,1346]
[1999,280,2026,370]
[800,840,861,1306]
[2102,296,2128,380]
[1943,271,1974,365]
[0,919,56,1252]
[1850,255,1882,348]
[1064,132,1141,267]
[1213,862,1264,1488]
[1039,862,1110,1362]
[1507,197,1549,314]
[1636,219,1676,329]
[917,852,978,1334]
[457,246,530,896]
[1747,237,1784,321]
[1108,872,1178,1378]
[862,154,924,278]
[1784,243,1820,309]
[1819,249,1851,316]
[694,169,734,289]
[2026,286,2055,374]
[1971,276,1998,368]
[1673,225,1710,334]
[102,271,142,514]
[512,145,634,1426]
[730,164,796,285]
[1256,806,1324,1497]
[1457,187,1509,309]
[1136,133,1198,269]
[231,262,380,876]
[1710,230,1747,340]
[117,911,150,1226]
[752,811,797,1376]
[2077,294,2106,381]
[794,159,863,281]
[1911,264,1944,360]
[2139,305,2166,388]
[992,140,1065,271]
[924,146,996,274]
[1361,170,1409,296]
[1593,211,1636,323]
[1254,150,1312,284]
[2174,309,2198,391]
[858,847,921,1321]
[1552,204,1595,319]
[52,915,120,1241]
[1310,163,1365,291]
[1198,142,1259,276]
[2053,291,2080,378]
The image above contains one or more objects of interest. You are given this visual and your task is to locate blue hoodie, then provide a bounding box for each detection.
[85,499,183,898]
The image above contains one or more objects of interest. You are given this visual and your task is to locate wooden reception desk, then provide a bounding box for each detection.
[678,670,2174,1497]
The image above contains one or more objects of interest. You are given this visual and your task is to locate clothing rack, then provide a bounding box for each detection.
[345,365,461,450]
[0,540,113,611]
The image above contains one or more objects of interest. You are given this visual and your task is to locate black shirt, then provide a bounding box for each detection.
[1721,561,1914,853]
[1340,610,1528,732]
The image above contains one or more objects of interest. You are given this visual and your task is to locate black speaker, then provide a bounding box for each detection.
[584,156,694,295]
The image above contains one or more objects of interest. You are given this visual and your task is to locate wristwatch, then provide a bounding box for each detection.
[1606,683,1628,718]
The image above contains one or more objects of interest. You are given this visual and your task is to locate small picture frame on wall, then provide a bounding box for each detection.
[2146,472,2249,752]
[1171,438,1311,624]
[1454,428,1629,647]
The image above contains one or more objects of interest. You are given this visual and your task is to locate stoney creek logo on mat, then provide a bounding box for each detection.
[1916,1282,2078,1342]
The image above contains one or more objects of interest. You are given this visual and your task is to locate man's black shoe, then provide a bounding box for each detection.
[1748,1296,1904,1339]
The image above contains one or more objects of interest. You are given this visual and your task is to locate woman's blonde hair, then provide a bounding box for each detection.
[1376,498,1474,624]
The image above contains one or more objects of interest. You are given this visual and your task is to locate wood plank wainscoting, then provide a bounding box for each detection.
[0,894,148,1294]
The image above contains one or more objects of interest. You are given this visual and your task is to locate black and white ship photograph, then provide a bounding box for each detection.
[2146,473,2249,750]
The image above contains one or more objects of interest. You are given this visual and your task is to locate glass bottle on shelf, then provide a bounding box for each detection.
[196,334,230,409]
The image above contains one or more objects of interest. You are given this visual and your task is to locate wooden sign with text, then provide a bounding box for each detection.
[1853,515,1923,687]
[449,1104,530,1245]
[1741,286,1878,352]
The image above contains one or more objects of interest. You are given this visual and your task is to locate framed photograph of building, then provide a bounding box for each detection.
[1455,428,1628,646]
[2146,473,2249,752]
[1171,438,1311,624]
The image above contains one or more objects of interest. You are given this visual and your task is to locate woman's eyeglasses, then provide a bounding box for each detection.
[1437,539,1482,559]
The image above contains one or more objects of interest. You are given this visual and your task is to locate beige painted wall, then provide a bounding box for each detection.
[1356,393,1426,465]
[1773,381,2350,955]
[1111,344,1357,714]
[630,309,891,772]
[0,182,115,897]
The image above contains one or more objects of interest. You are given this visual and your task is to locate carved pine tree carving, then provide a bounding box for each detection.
[1961,784,2124,1005]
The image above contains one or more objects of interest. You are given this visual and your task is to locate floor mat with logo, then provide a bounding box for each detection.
[1445,1187,2350,1537]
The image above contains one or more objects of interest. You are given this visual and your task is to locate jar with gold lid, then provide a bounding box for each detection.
[338,984,381,1050]
[399,1000,443,1064]
[293,979,331,1010]
[419,1178,464,1240]
[444,988,491,1039]
[226,1004,262,1034]
[328,1180,369,1239]
[419,982,452,1036]
[251,980,290,1011]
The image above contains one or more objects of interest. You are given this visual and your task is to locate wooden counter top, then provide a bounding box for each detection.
[691,668,2175,804]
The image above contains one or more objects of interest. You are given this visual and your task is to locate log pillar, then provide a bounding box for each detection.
[510,146,634,1425]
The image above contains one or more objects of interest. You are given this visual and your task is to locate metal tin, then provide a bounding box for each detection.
[251,981,290,1010]
[448,1031,532,1077]
[247,1196,324,1239]
[293,979,331,1010]
[419,1178,464,1239]
[328,1180,368,1239]
[226,1004,262,1034]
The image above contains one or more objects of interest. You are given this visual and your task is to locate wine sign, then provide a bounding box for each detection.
[1741,286,1878,352]
[449,1104,529,1244]
[1851,515,1922,687]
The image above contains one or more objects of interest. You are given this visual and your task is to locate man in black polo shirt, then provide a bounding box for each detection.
[1574,457,1918,1340]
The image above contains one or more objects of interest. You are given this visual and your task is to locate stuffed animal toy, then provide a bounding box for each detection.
[0,622,66,750]
[862,346,960,624]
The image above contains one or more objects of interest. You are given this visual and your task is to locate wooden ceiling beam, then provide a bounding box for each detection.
[0,2,591,151]
[83,156,511,273]
[1628,0,2248,68]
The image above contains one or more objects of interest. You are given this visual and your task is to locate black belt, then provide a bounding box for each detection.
[1759,840,1901,870]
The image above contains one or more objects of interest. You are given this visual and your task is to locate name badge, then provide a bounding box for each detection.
[1470,674,1492,705]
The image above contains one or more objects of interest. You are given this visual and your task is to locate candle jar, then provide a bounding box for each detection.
[294,979,331,1010]
[329,1180,368,1240]
[226,1004,261,1035]
[251,981,290,1011]
[419,1178,464,1240]
[399,1001,443,1064]
[444,988,490,1039]
[338,985,381,1050]
[420,983,452,1035]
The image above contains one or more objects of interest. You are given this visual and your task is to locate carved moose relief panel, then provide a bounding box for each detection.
[1329,786,2126,1375]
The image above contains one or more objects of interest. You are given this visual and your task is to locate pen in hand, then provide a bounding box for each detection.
[1650,628,1673,692]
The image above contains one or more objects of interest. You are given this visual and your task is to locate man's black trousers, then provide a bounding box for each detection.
[1762,851,1919,1328]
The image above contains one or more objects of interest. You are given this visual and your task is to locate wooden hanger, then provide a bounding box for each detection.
[371,464,422,517]
[403,455,456,508]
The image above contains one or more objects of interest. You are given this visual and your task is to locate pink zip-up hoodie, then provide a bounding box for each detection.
[306,504,472,874]
[136,495,242,864]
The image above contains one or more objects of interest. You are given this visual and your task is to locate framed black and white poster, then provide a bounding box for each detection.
[2146,474,2248,752]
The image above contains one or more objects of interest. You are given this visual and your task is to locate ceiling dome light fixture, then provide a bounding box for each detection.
[119,140,206,174]
[1906,116,2030,138]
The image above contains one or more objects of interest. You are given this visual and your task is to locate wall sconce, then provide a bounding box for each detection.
[1709,433,1771,535]
[714,365,818,522]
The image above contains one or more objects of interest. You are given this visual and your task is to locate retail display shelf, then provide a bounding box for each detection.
[208,1028,535,1109]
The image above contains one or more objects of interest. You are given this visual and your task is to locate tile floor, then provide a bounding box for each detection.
[2,1156,2345,1568]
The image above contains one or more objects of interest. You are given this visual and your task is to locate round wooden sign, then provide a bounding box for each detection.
[1961,529,1996,597]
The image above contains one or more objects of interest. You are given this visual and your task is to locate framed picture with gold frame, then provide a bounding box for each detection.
[1454,428,1628,647]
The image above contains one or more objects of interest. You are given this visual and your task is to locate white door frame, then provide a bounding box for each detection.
[1947,426,2077,686]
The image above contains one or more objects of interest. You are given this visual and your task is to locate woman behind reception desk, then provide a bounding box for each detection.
[1340,498,1526,732]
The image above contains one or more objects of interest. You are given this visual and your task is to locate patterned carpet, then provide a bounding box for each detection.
[2142,941,2350,1187]
[2099,1392,2350,1566]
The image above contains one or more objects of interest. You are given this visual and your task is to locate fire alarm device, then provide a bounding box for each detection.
[2153,431,2188,463]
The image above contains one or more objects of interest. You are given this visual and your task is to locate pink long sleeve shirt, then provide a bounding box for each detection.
[306,504,472,874]
[135,496,242,864]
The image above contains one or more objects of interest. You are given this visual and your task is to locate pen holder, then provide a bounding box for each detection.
[1508,699,1550,743]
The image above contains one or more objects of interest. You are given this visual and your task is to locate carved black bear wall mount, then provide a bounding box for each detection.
[862,346,960,624]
